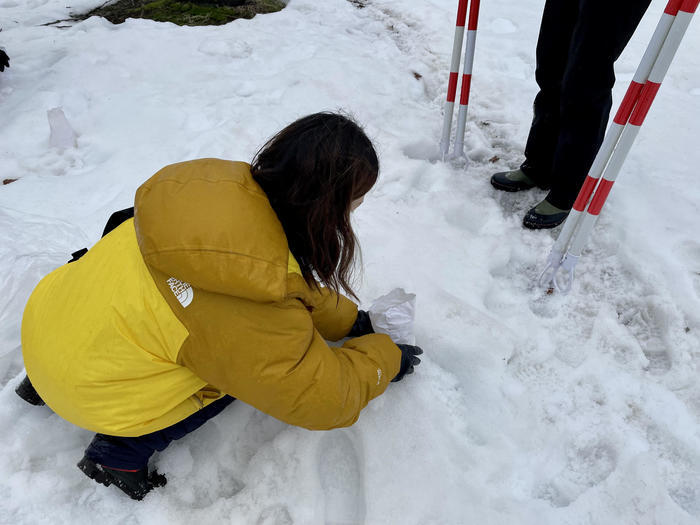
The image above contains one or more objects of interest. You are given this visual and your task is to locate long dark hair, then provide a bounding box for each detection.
[251,112,379,299]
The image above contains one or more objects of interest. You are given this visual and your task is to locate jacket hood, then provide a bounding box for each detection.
[134,158,293,302]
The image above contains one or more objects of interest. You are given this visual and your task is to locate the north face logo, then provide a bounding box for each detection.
[167,277,193,307]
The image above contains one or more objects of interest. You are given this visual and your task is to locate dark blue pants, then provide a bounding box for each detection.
[520,0,651,210]
[84,396,235,470]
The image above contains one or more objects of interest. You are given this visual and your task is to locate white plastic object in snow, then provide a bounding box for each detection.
[368,288,416,345]
[47,107,77,149]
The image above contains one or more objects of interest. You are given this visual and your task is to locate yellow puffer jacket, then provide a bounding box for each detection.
[21,159,401,436]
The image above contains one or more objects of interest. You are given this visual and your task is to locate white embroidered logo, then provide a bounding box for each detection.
[167,277,193,307]
[377,368,382,385]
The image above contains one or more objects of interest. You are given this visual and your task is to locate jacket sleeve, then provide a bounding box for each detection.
[286,273,359,342]
[308,287,360,342]
[178,297,401,430]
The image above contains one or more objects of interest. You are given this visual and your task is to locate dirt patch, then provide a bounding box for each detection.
[72,0,286,26]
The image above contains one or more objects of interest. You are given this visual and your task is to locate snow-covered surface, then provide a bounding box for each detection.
[1,0,700,523]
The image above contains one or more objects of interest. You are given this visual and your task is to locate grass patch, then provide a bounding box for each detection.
[72,0,286,26]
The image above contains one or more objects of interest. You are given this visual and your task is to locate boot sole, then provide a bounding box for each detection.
[77,457,113,488]
[523,214,568,230]
[490,178,536,193]
[77,457,150,500]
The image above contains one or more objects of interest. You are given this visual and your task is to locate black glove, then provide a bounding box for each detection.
[347,310,374,337]
[392,344,423,382]
[0,49,9,72]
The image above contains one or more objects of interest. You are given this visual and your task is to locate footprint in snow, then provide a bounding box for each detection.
[535,440,618,508]
[619,299,673,375]
[668,471,700,517]
[317,431,365,525]
[672,240,700,301]
[257,504,293,525]
[626,407,700,517]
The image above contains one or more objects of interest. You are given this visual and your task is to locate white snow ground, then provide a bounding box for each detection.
[1,0,700,523]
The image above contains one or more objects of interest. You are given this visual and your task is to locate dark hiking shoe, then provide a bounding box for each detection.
[77,456,167,500]
[490,169,536,192]
[523,199,569,229]
[15,375,45,406]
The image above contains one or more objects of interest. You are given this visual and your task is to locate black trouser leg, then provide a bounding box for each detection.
[84,395,235,470]
[520,0,579,187]
[545,0,651,210]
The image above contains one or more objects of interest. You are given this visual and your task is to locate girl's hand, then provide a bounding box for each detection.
[392,344,423,382]
[348,310,374,337]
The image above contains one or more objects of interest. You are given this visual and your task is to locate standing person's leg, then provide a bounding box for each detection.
[78,395,235,500]
[521,0,581,186]
[491,0,579,191]
[541,0,652,211]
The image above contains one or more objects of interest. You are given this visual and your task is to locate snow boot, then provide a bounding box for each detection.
[77,456,167,501]
[15,375,45,406]
[523,198,569,229]
[490,168,536,192]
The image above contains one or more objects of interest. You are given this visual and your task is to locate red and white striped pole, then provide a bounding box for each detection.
[540,0,683,291]
[540,0,698,293]
[440,0,469,160]
[453,0,481,158]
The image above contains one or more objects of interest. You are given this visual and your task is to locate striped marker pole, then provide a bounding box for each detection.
[440,0,469,160]
[453,0,481,158]
[540,0,697,293]
[540,0,682,291]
